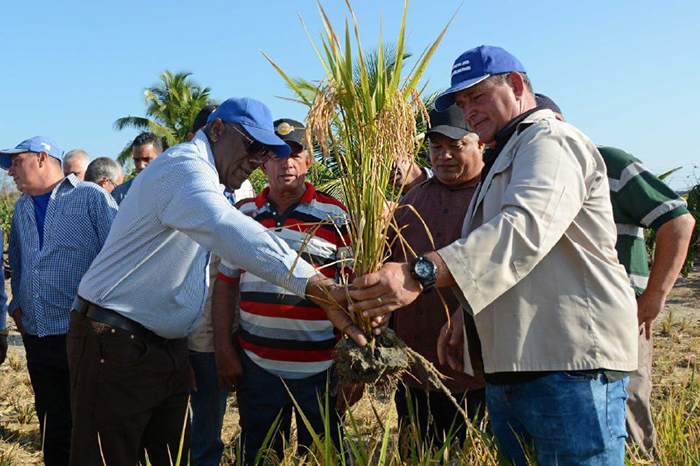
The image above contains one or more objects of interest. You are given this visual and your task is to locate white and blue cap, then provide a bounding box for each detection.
[0,136,65,170]
[435,45,527,111]
[207,97,291,158]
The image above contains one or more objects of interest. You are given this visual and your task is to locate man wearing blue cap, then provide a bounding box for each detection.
[68,97,366,466]
[0,136,118,466]
[349,46,638,465]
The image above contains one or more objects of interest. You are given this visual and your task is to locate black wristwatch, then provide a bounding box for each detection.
[410,256,437,294]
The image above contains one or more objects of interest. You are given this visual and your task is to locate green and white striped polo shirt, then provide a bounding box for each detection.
[599,146,689,296]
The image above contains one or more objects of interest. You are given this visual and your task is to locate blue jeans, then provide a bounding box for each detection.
[236,350,340,465]
[486,372,629,466]
[189,351,229,466]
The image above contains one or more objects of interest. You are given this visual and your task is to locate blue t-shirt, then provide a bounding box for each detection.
[31,192,52,249]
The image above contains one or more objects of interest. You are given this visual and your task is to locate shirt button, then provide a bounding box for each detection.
[443,209,449,214]
[100,359,105,364]
[436,232,442,238]
[111,328,116,333]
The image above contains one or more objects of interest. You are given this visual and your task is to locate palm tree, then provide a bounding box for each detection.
[114,70,213,164]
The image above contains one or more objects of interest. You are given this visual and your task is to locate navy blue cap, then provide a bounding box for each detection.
[207,97,291,158]
[435,45,527,111]
[0,136,65,170]
[535,93,563,116]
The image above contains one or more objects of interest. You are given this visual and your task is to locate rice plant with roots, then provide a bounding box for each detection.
[265,0,464,410]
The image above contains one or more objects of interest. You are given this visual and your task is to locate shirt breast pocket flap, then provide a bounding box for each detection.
[55,206,93,248]
[63,204,89,217]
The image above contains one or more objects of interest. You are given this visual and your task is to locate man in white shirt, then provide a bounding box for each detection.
[185,104,256,466]
[69,97,364,466]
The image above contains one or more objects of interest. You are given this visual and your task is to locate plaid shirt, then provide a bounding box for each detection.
[8,175,118,336]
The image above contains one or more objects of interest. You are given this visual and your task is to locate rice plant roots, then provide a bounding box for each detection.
[335,329,468,420]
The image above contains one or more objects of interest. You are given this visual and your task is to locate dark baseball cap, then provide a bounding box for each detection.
[535,93,563,116]
[207,97,290,157]
[191,105,218,133]
[436,45,527,111]
[426,105,472,140]
[273,119,305,149]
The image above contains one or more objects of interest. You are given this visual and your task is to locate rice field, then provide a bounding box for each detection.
[0,271,698,465]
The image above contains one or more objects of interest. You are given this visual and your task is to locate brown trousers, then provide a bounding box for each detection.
[626,331,655,454]
[67,312,192,466]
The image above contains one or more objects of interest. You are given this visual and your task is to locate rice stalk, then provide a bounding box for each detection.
[264,0,459,402]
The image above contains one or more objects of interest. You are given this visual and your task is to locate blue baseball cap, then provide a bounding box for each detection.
[207,97,291,158]
[435,45,527,111]
[0,136,65,170]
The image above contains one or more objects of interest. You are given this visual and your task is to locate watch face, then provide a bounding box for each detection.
[415,259,435,279]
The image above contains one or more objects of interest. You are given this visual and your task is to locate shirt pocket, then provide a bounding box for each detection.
[53,207,98,251]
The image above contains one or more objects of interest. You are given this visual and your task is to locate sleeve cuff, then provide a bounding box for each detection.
[218,262,241,279]
[282,258,317,298]
[437,244,486,314]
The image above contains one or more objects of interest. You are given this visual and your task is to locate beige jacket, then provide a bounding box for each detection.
[439,109,638,374]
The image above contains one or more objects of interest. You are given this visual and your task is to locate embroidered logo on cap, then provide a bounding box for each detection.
[451,59,471,77]
[39,142,52,151]
[276,122,294,135]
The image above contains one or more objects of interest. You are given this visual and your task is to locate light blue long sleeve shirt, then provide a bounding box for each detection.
[78,131,317,339]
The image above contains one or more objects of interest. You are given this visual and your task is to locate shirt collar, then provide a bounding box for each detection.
[51,173,79,196]
[193,130,216,169]
[428,174,480,191]
[493,106,543,149]
[192,129,227,195]
[255,181,316,209]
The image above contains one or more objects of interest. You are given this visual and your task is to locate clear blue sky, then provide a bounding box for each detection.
[2,0,698,189]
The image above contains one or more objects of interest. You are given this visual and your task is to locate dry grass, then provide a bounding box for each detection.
[1,271,699,464]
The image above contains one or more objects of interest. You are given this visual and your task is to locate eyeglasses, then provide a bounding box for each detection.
[229,124,273,164]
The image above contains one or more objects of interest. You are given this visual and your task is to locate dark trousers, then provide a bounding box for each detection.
[395,386,486,446]
[23,334,72,466]
[189,351,228,466]
[237,350,340,465]
[67,311,192,466]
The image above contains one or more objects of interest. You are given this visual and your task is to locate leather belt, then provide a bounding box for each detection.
[72,296,167,343]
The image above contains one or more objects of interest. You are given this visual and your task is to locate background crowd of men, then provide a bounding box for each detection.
[0,44,695,466]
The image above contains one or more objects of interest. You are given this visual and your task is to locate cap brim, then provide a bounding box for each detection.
[242,124,291,158]
[426,125,471,140]
[0,149,24,170]
[434,75,491,111]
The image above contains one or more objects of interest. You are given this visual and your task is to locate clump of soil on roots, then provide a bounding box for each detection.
[335,329,467,419]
